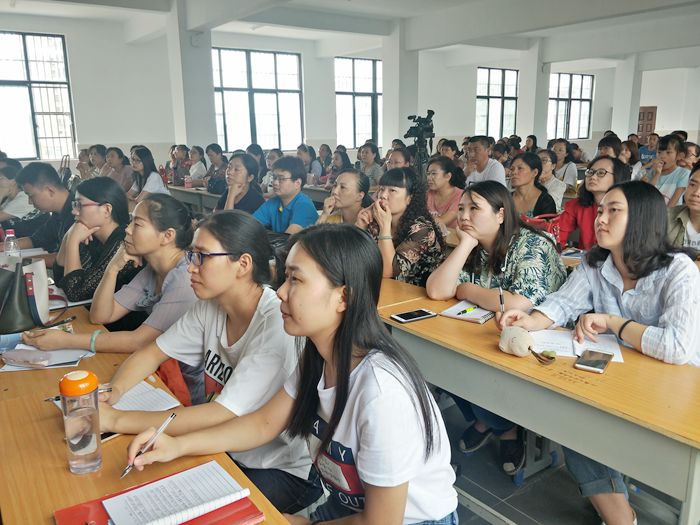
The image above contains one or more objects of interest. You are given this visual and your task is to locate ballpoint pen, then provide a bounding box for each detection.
[498,286,505,314]
[44,387,112,402]
[120,413,177,479]
[456,306,476,316]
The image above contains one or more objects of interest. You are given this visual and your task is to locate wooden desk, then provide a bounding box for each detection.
[168,185,220,212]
[378,278,426,309]
[0,394,287,524]
[302,186,330,210]
[377,283,700,524]
[0,307,126,402]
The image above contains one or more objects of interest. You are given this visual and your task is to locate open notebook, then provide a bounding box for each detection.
[54,461,264,525]
[440,300,495,324]
[530,330,624,362]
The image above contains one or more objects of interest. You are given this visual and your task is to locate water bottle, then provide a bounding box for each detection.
[59,370,102,474]
[4,229,20,257]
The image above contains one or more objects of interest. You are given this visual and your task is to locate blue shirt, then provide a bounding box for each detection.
[638,146,656,164]
[253,191,318,233]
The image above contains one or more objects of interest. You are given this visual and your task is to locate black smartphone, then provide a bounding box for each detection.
[574,350,614,374]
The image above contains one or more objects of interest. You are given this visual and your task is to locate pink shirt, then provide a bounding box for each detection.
[427,186,462,229]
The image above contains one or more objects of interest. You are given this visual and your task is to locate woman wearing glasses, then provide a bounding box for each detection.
[24,194,203,406]
[557,156,629,250]
[51,177,140,302]
[98,210,322,514]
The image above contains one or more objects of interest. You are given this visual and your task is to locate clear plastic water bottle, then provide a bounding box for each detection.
[59,370,102,474]
[3,229,20,257]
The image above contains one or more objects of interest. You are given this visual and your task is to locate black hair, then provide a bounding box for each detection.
[335,144,347,154]
[468,135,491,149]
[511,152,547,193]
[0,166,21,180]
[75,177,130,226]
[597,135,622,157]
[231,153,260,180]
[318,144,332,157]
[462,181,552,275]
[335,168,373,208]
[586,181,694,278]
[131,147,159,193]
[190,146,207,169]
[140,194,194,249]
[333,151,353,172]
[578,156,629,206]
[492,143,508,157]
[88,144,107,159]
[658,134,685,154]
[284,223,440,461]
[507,136,522,150]
[378,167,445,250]
[197,210,272,285]
[272,156,306,185]
[267,148,283,160]
[628,133,639,140]
[441,140,458,153]
[539,149,558,168]
[392,139,407,149]
[388,148,409,164]
[671,130,689,141]
[130,145,146,153]
[427,156,466,189]
[245,144,266,179]
[16,162,63,189]
[106,147,130,166]
[603,130,616,137]
[361,142,380,164]
[526,135,538,152]
[0,158,22,171]
[206,143,226,163]
[621,140,639,164]
[176,145,190,155]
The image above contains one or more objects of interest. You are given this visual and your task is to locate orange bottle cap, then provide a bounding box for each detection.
[59,370,99,396]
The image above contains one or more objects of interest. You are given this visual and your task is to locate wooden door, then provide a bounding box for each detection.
[637,106,657,145]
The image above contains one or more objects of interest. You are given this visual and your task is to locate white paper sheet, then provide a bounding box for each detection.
[102,461,249,525]
[530,329,624,363]
[573,333,624,363]
[111,381,180,412]
[0,343,93,371]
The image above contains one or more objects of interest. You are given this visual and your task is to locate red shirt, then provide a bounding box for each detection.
[558,199,598,249]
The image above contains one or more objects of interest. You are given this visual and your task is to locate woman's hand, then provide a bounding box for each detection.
[99,383,123,405]
[356,206,373,230]
[66,221,100,246]
[321,195,336,217]
[22,329,71,350]
[455,226,479,250]
[108,244,143,274]
[574,313,610,343]
[498,309,538,331]
[373,200,392,236]
[127,428,182,470]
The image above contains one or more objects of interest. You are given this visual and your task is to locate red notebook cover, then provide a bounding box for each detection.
[54,467,265,525]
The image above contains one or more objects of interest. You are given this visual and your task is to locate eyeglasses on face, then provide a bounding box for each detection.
[271,176,293,183]
[71,200,101,211]
[584,168,614,178]
[185,250,236,266]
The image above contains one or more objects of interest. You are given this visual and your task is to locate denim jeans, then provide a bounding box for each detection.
[563,447,628,498]
[237,462,324,514]
[449,392,515,434]
[310,496,459,524]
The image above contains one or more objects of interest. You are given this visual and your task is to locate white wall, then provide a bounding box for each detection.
[640,68,700,141]
[2,13,175,160]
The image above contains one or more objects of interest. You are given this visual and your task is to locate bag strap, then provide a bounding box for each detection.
[24,272,68,328]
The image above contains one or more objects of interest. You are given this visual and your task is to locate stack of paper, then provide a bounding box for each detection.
[0,344,94,371]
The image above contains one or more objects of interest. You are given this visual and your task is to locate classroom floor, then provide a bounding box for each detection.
[440,400,681,525]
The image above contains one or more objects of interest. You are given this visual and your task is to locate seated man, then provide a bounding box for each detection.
[465,135,507,187]
[252,156,318,234]
[4,163,73,262]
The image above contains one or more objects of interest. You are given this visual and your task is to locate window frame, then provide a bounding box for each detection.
[547,72,594,140]
[212,47,304,152]
[475,67,518,139]
[0,30,76,160]
[334,57,382,149]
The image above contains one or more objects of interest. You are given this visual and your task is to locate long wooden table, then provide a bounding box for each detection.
[377,279,700,524]
[168,185,220,212]
[0,307,288,524]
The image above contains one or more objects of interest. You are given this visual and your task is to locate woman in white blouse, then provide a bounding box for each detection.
[500,180,699,525]
[188,145,207,181]
[128,146,170,203]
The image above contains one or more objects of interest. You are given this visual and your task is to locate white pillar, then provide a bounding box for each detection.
[517,39,550,142]
[166,0,217,146]
[611,54,642,137]
[382,20,420,148]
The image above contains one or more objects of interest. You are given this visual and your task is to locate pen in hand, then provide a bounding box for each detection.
[120,413,177,479]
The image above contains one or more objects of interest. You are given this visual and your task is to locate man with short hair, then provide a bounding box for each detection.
[639,132,660,173]
[465,136,506,186]
[252,156,318,234]
[627,133,639,144]
[6,163,73,261]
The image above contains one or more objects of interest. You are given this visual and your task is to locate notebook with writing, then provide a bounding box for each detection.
[440,300,495,324]
[54,461,264,525]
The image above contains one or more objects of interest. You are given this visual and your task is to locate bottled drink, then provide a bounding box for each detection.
[59,370,102,474]
[3,229,20,257]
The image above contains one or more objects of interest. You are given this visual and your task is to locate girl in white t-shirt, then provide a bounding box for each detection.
[128,146,170,203]
[643,134,690,207]
[100,210,320,513]
[126,223,458,525]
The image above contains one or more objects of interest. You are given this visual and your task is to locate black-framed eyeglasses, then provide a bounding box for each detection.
[185,250,235,266]
[71,200,102,211]
[271,176,293,183]
[584,168,614,178]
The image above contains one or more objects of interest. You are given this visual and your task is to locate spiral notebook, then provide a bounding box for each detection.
[440,300,495,324]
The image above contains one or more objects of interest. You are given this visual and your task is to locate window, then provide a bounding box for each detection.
[212,48,303,151]
[0,31,75,159]
[334,57,382,148]
[475,67,518,139]
[547,73,594,140]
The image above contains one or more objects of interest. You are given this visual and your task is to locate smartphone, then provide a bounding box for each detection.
[574,350,614,374]
[390,309,437,324]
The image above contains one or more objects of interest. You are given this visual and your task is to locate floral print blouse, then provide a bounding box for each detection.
[457,228,566,306]
[368,216,444,287]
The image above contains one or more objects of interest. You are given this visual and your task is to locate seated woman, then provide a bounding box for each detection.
[128,147,170,203]
[356,167,445,287]
[426,156,466,230]
[24,194,204,406]
[170,145,191,185]
[536,149,567,211]
[104,147,134,192]
[245,143,267,188]
[552,138,578,190]
[426,181,565,474]
[75,148,92,180]
[500,181,700,525]
[202,143,228,193]
[668,164,700,252]
[0,165,35,223]
[297,143,323,186]
[99,210,321,513]
[188,146,207,182]
[317,143,333,171]
[216,153,264,213]
[53,177,140,302]
[88,144,111,179]
[558,156,628,250]
[323,150,353,187]
[317,169,372,225]
[510,152,557,217]
[359,142,384,186]
[620,140,643,181]
[124,223,459,525]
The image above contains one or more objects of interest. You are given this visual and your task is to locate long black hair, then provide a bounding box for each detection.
[131,147,159,193]
[284,223,440,460]
[245,143,266,181]
[586,181,694,278]
[511,152,547,193]
[191,146,207,169]
[106,147,130,166]
[526,135,538,153]
[140,194,194,249]
[75,177,130,227]
[578,155,629,206]
[378,167,446,250]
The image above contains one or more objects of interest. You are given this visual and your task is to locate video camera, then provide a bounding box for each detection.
[404,110,435,142]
